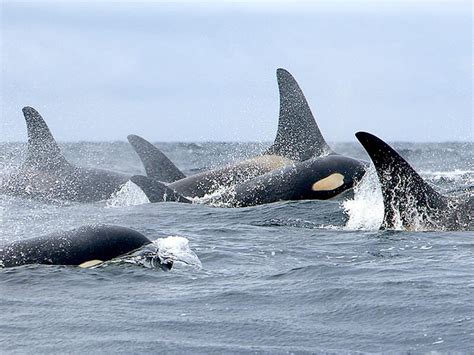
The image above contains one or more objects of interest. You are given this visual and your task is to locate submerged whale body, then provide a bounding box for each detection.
[130,68,368,206]
[0,225,173,269]
[0,107,130,203]
[355,132,472,231]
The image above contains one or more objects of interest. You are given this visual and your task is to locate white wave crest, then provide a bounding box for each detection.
[343,165,384,230]
[420,169,474,183]
[106,181,150,208]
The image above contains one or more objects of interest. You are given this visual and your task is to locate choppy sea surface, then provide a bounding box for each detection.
[0,141,472,353]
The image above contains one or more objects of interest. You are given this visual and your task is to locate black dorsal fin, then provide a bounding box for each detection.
[265,68,332,161]
[22,106,70,170]
[355,132,450,229]
[127,135,186,183]
[131,175,191,203]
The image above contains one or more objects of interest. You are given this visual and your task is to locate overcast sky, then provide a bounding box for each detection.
[1,1,472,142]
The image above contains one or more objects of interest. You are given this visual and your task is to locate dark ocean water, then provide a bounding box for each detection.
[0,141,472,353]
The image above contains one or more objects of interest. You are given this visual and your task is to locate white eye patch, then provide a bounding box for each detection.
[311,173,344,191]
[78,259,103,268]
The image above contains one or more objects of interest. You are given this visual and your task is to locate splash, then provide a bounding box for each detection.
[111,236,201,270]
[153,236,202,269]
[343,165,384,230]
[342,165,462,232]
[191,185,237,208]
[106,181,149,208]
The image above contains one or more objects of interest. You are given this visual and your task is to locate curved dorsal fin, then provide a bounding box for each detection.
[265,68,332,161]
[22,107,69,170]
[355,132,450,229]
[127,135,186,183]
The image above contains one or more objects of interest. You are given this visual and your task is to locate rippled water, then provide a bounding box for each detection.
[0,141,473,353]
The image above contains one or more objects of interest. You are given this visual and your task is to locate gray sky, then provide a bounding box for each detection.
[1,0,472,142]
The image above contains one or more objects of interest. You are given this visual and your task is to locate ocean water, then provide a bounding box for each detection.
[0,141,472,353]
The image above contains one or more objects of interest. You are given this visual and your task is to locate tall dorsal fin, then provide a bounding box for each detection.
[22,106,70,170]
[265,68,332,161]
[127,135,186,183]
[355,132,450,229]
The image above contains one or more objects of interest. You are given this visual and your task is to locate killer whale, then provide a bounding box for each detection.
[128,68,332,187]
[129,144,294,198]
[0,225,173,269]
[130,68,366,203]
[221,155,366,207]
[135,154,366,207]
[130,69,368,206]
[355,132,472,231]
[0,107,130,203]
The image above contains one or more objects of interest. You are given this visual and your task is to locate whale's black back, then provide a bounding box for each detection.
[0,225,151,267]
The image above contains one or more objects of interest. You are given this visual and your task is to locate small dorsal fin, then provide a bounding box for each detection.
[131,175,191,203]
[128,135,186,183]
[22,106,69,170]
[355,132,450,229]
[265,68,332,161]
